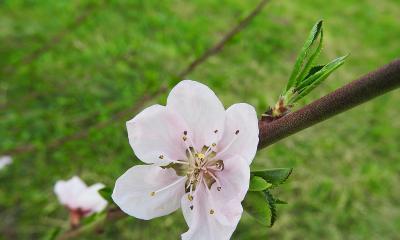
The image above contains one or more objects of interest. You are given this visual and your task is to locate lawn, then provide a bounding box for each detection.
[0,0,399,239]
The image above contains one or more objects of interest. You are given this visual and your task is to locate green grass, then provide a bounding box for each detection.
[1,0,399,239]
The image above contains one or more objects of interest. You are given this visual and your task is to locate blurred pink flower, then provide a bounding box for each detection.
[112,80,259,240]
[0,156,12,170]
[54,176,107,218]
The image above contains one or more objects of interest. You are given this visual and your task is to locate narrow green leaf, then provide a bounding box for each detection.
[295,29,324,85]
[81,212,107,226]
[249,176,273,191]
[304,65,325,80]
[243,191,272,227]
[44,227,61,240]
[251,168,293,186]
[274,198,288,204]
[292,55,348,102]
[264,190,277,227]
[286,20,323,91]
[98,186,113,203]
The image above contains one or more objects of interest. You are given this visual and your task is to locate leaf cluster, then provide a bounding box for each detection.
[243,168,292,227]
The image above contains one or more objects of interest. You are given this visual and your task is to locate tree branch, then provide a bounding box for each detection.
[258,58,400,149]
[177,0,270,79]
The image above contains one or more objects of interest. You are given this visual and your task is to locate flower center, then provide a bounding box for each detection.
[156,129,240,211]
[185,147,224,196]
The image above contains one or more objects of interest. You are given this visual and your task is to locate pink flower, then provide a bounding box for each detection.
[0,156,12,170]
[54,176,107,216]
[112,80,259,239]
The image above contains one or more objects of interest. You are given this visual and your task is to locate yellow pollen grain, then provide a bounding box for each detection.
[150,192,155,196]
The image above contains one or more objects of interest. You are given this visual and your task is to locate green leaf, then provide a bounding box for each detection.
[98,186,113,203]
[292,55,348,102]
[81,211,107,226]
[286,20,323,92]
[295,29,324,85]
[304,65,324,79]
[249,176,273,191]
[43,227,61,240]
[264,190,277,226]
[274,198,288,204]
[251,168,293,186]
[243,191,272,227]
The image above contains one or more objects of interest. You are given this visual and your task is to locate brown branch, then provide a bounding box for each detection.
[2,0,268,157]
[177,0,270,79]
[57,58,400,239]
[258,58,400,149]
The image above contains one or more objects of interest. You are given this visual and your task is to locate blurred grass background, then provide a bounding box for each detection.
[1,0,399,239]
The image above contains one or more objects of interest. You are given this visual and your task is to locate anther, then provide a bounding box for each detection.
[190,205,194,210]
[182,136,187,141]
[150,192,155,196]
[159,155,164,159]
[217,187,221,191]
[188,195,194,201]
[184,131,188,135]
[235,130,240,135]
[209,209,215,215]
[214,130,218,133]
[212,143,216,147]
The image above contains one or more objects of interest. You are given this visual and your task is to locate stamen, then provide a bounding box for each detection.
[159,155,164,159]
[204,143,217,157]
[151,177,186,196]
[209,209,215,215]
[214,129,218,134]
[206,171,222,190]
[171,160,189,165]
[182,136,195,160]
[202,177,212,194]
[212,131,240,159]
[190,205,194,210]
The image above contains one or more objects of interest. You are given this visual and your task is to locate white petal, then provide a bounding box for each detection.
[167,80,226,151]
[75,183,108,213]
[127,104,190,165]
[54,176,87,208]
[181,183,243,240]
[0,156,12,170]
[112,165,186,220]
[214,155,250,202]
[217,103,259,165]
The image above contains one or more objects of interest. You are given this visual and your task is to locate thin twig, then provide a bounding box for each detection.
[177,0,270,79]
